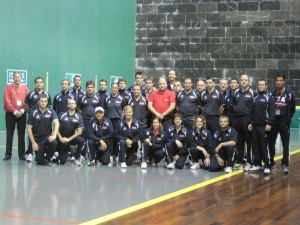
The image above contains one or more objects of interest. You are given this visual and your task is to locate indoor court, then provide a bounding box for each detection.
[0,129,299,225]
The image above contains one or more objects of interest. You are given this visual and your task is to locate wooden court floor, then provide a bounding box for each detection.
[84,152,300,225]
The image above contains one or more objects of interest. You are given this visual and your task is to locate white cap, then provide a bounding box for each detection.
[94,107,105,113]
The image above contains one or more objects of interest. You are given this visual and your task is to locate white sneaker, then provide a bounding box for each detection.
[243,162,251,172]
[248,166,261,172]
[25,153,33,163]
[108,156,113,167]
[233,163,242,170]
[190,163,200,170]
[87,160,96,166]
[141,161,147,169]
[74,159,82,166]
[263,168,270,175]
[225,167,233,173]
[121,162,127,168]
[167,161,175,169]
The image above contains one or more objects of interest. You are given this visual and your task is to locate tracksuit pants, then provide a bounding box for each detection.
[165,142,187,169]
[252,125,271,168]
[141,141,165,163]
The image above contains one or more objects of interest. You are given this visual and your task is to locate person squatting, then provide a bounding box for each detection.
[4,72,295,175]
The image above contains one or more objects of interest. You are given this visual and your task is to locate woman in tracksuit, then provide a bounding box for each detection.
[188,115,213,170]
[141,117,167,169]
[116,105,142,168]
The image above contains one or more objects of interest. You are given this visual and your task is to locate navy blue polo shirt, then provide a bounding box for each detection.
[201,88,224,118]
[78,94,101,120]
[25,90,52,112]
[128,96,147,127]
[58,111,84,138]
[233,88,257,116]
[87,117,114,143]
[104,94,126,119]
[27,108,58,139]
[53,90,74,115]
[177,90,201,118]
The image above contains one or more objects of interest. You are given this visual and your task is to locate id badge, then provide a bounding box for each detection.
[275,108,280,115]
[16,100,22,106]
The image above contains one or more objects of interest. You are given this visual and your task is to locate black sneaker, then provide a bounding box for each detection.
[3,154,11,161]
[282,165,289,174]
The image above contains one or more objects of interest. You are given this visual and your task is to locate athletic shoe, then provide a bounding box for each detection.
[243,162,251,172]
[225,167,233,173]
[25,153,33,163]
[233,163,242,170]
[74,159,82,166]
[248,166,261,172]
[87,160,96,166]
[153,162,158,167]
[263,168,270,175]
[190,163,200,170]
[108,156,113,167]
[141,161,147,169]
[167,161,175,169]
[121,162,127,168]
[270,165,276,172]
[282,165,289,174]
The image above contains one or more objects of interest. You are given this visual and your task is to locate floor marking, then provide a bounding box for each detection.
[0,213,79,224]
[80,148,300,225]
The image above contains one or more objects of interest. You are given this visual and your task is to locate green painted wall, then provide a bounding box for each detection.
[0,0,136,131]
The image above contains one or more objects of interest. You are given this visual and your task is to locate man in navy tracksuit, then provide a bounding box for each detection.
[248,79,275,175]
[201,77,224,134]
[97,79,110,107]
[70,75,85,107]
[232,74,257,171]
[210,116,238,173]
[165,113,189,169]
[118,78,131,105]
[86,107,114,166]
[177,78,201,130]
[53,79,74,115]
[224,78,239,125]
[268,74,296,174]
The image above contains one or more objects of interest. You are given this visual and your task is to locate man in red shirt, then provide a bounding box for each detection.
[148,78,176,130]
[3,72,29,160]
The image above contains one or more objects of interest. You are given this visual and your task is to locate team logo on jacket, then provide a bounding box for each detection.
[116,101,121,104]
[45,115,50,118]
[132,125,137,130]
[102,125,107,129]
[73,119,78,123]
[245,94,251,98]
[260,99,266,102]
[65,118,69,121]
[157,137,161,140]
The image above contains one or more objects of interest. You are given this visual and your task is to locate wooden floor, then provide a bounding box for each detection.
[98,153,300,225]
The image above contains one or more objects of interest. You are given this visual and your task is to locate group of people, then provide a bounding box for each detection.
[3,70,295,175]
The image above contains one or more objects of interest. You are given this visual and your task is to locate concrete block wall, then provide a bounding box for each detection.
[135,0,300,103]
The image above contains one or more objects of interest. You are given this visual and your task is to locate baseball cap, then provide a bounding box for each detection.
[94,107,105,113]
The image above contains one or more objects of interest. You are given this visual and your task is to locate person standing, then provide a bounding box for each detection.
[248,79,275,175]
[118,78,131,105]
[232,74,257,171]
[200,77,224,134]
[127,71,146,96]
[148,78,176,130]
[167,69,177,91]
[268,74,296,174]
[27,94,59,165]
[53,79,74,115]
[70,75,85,106]
[97,79,110,107]
[3,72,29,160]
[224,78,239,125]
[176,78,201,130]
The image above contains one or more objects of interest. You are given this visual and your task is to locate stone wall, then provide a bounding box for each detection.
[135,0,300,103]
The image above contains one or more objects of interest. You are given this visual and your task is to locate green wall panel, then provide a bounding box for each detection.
[0,0,136,131]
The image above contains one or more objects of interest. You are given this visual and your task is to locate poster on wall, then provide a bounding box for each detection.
[7,69,27,85]
[65,73,81,86]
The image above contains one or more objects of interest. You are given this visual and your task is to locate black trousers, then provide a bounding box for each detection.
[165,141,187,169]
[142,141,165,163]
[252,125,271,168]
[56,136,85,164]
[232,115,252,164]
[5,112,26,157]
[268,117,290,166]
[29,136,57,165]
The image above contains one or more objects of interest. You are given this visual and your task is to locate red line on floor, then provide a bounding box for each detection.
[0,213,79,224]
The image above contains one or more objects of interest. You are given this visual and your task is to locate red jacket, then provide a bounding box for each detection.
[4,84,29,113]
